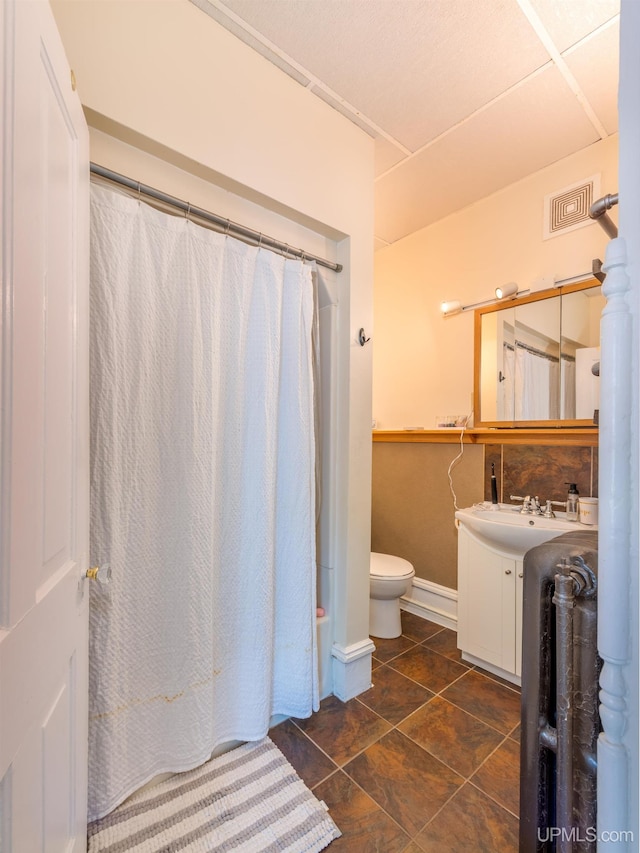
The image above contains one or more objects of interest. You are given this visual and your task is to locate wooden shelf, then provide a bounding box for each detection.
[372,428,598,447]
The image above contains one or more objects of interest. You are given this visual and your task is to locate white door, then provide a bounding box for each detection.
[0,1,89,850]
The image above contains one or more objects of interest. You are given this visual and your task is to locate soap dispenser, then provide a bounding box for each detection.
[565,483,579,521]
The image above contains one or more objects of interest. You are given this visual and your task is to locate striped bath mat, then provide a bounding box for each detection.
[87,737,341,852]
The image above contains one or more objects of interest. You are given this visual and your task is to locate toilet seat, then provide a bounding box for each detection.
[370,552,414,580]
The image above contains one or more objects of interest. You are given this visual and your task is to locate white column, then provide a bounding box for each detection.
[597,1,640,847]
[597,238,632,850]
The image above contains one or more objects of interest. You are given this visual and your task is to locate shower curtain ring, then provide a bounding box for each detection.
[258,233,263,249]
[185,202,191,220]
[225,219,231,236]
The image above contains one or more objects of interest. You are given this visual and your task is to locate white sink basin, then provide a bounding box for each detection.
[455,502,592,557]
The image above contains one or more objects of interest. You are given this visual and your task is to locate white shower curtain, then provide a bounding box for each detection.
[503,344,561,420]
[88,184,319,820]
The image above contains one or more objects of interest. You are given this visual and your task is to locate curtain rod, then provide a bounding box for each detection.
[505,340,576,363]
[89,163,343,273]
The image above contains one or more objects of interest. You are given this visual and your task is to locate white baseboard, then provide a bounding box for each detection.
[401,577,457,631]
[331,638,376,702]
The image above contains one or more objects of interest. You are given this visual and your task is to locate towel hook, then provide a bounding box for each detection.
[358,328,371,346]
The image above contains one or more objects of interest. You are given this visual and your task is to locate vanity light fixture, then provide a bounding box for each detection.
[552,272,592,288]
[442,281,533,317]
[552,260,605,287]
[530,275,557,293]
[441,293,519,317]
[440,300,463,316]
[495,281,519,300]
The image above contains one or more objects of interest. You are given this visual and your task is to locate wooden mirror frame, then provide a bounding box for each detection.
[473,278,602,429]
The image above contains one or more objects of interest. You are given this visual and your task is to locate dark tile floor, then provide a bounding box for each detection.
[269,611,522,853]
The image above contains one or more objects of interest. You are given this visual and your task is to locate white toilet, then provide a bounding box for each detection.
[369,552,415,639]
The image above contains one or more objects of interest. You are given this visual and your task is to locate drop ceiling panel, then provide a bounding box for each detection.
[529,0,619,52]
[375,65,600,244]
[221,0,551,150]
[563,20,619,135]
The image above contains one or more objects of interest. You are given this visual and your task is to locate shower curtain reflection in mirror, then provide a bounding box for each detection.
[501,343,574,420]
[88,183,319,820]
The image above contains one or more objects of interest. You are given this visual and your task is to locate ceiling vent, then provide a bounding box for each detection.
[543,175,601,240]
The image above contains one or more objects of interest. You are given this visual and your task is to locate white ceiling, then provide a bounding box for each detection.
[189,0,620,249]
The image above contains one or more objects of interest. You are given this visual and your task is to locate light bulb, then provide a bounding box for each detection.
[441,300,462,316]
[495,282,518,300]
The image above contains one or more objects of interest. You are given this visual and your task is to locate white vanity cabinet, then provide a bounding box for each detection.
[457,523,523,684]
[455,502,589,685]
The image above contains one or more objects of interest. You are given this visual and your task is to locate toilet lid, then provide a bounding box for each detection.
[370,552,415,579]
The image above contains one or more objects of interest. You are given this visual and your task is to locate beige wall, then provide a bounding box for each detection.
[52,0,369,239]
[52,0,375,695]
[372,442,484,589]
[373,135,618,430]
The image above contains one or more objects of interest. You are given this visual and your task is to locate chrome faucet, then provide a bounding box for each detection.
[510,494,537,514]
[511,494,565,517]
[542,499,567,518]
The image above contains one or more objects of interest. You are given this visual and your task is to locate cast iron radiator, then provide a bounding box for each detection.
[520,530,600,853]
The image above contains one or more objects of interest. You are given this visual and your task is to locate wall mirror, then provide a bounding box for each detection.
[474,278,604,427]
